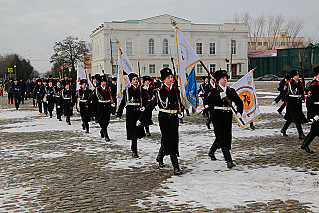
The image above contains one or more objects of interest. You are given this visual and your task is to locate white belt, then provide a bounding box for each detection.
[214,106,230,110]
[159,109,177,114]
[127,103,140,106]
[98,100,110,103]
[314,102,319,105]
[289,94,302,98]
[78,99,87,102]
[63,97,71,100]
[54,95,60,97]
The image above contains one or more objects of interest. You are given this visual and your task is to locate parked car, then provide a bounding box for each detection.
[257,74,279,81]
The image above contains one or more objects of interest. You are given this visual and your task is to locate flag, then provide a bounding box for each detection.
[231,70,261,128]
[185,67,199,114]
[175,27,201,104]
[76,61,93,91]
[116,43,137,111]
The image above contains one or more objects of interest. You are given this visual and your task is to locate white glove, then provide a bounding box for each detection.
[272,101,276,105]
[236,112,241,118]
[140,107,145,111]
[136,120,142,126]
[220,92,226,99]
[178,112,184,119]
[205,105,209,109]
[314,115,319,121]
[111,103,115,107]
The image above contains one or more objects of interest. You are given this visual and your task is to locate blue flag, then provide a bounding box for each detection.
[185,67,199,114]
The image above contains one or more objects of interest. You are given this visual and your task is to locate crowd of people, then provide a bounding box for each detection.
[1,66,319,175]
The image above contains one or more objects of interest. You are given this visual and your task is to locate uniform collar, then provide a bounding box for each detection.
[218,84,227,91]
[164,83,173,90]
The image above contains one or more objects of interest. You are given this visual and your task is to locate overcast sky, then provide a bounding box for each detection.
[1,0,318,73]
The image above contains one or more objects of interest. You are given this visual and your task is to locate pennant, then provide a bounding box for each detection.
[185,67,199,114]
[231,70,261,128]
[116,43,138,111]
[76,61,93,90]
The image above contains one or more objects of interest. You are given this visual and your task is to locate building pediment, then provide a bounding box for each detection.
[140,14,191,24]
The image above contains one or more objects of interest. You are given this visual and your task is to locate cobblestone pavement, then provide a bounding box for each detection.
[0,82,318,212]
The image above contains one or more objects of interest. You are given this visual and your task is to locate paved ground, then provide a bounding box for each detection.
[0,81,318,212]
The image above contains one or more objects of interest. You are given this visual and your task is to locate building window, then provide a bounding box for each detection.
[287,42,292,47]
[163,64,169,68]
[209,43,216,54]
[209,64,216,73]
[269,42,274,47]
[148,39,154,54]
[162,39,169,54]
[197,64,203,74]
[251,42,256,46]
[149,64,155,74]
[196,42,203,54]
[263,42,268,46]
[111,42,118,55]
[231,40,236,54]
[257,42,262,46]
[126,41,132,55]
[281,42,285,46]
[293,42,298,46]
[275,42,280,46]
[298,42,303,46]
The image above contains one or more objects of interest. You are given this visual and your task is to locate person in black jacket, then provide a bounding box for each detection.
[139,68,184,175]
[117,73,148,158]
[11,79,21,110]
[206,70,243,169]
[33,79,45,113]
[45,80,55,118]
[142,75,154,136]
[276,75,291,115]
[61,82,73,125]
[53,81,63,121]
[301,66,319,153]
[90,75,99,122]
[273,70,307,139]
[19,78,26,104]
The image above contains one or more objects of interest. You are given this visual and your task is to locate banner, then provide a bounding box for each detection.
[175,27,201,104]
[185,67,199,114]
[76,61,93,90]
[116,44,137,111]
[231,71,261,127]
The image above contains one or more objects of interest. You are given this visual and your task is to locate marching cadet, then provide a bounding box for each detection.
[53,81,63,121]
[5,78,14,104]
[90,75,99,122]
[206,70,243,169]
[11,79,22,110]
[42,80,48,115]
[117,73,148,158]
[273,70,307,139]
[61,82,73,125]
[139,68,183,175]
[301,66,319,153]
[277,75,291,115]
[30,78,37,107]
[45,80,55,118]
[33,79,45,113]
[95,75,114,141]
[74,79,91,133]
[199,76,214,129]
[142,75,154,136]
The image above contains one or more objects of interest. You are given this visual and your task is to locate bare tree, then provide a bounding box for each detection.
[250,13,266,50]
[285,18,304,48]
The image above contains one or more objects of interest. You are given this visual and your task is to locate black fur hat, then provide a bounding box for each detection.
[143,75,151,82]
[289,70,300,77]
[160,68,173,80]
[213,70,228,82]
[128,73,138,82]
[80,79,87,84]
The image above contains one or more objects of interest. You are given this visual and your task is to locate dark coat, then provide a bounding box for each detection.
[141,84,180,155]
[75,88,91,122]
[90,83,99,118]
[207,86,243,149]
[61,88,73,116]
[142,84,154,126]
[117,85,148,140]
[53,86,63,117]
[95,85,113,128]
[306,80,319,120]
[275,79,307,124]
[33,85,45,100]
[11,83,21,97]
[45,85,55,112]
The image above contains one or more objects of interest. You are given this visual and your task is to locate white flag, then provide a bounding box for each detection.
[175,27,201,101]
[231,71,261,128]
[76,61,93,90]
[116,44,137,111]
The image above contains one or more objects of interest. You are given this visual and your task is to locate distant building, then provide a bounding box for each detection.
[90,14,249,78]
[248,31,305,50]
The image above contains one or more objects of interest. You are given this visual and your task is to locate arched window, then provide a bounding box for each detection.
[148,39,154,54]
[231,40,236,54]
[163,39,168,54]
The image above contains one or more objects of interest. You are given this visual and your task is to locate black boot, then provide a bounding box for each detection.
[296,124,305,139]
[301,133,315,153]
[170,154,182,175]
[208,143,218,161]
[131,139,139,158]
[49,111,53,118]
[145,125,151,136]
[156,156,165,167]
[85,122,89,133]
[82,122,85,130]
[66,116,71,125]
[221,147,236,169]
[277,103,286,115]
[103,128,110,142]
[206,117,211,129]
[100,129,105,138]
[280,121,290,136]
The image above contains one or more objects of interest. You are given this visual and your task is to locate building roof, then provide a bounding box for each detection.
[248,50,277,58]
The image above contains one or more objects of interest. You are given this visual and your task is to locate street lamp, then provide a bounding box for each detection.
[14,65,16,77]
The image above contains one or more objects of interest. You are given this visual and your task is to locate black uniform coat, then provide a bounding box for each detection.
[90,83,99,119]
[141,84,180,155]
[53,86,63,117]
[75,87,91,122]
[274,79,307,124]
[95,85,112,128]
[306,79,319,136]
[207,85,243,149]
[45,85,55,112]
[117,85,148,140]
[142,84,154,126]
[61,88,73,116]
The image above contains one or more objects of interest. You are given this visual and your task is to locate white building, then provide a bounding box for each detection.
[90,14,249,78]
